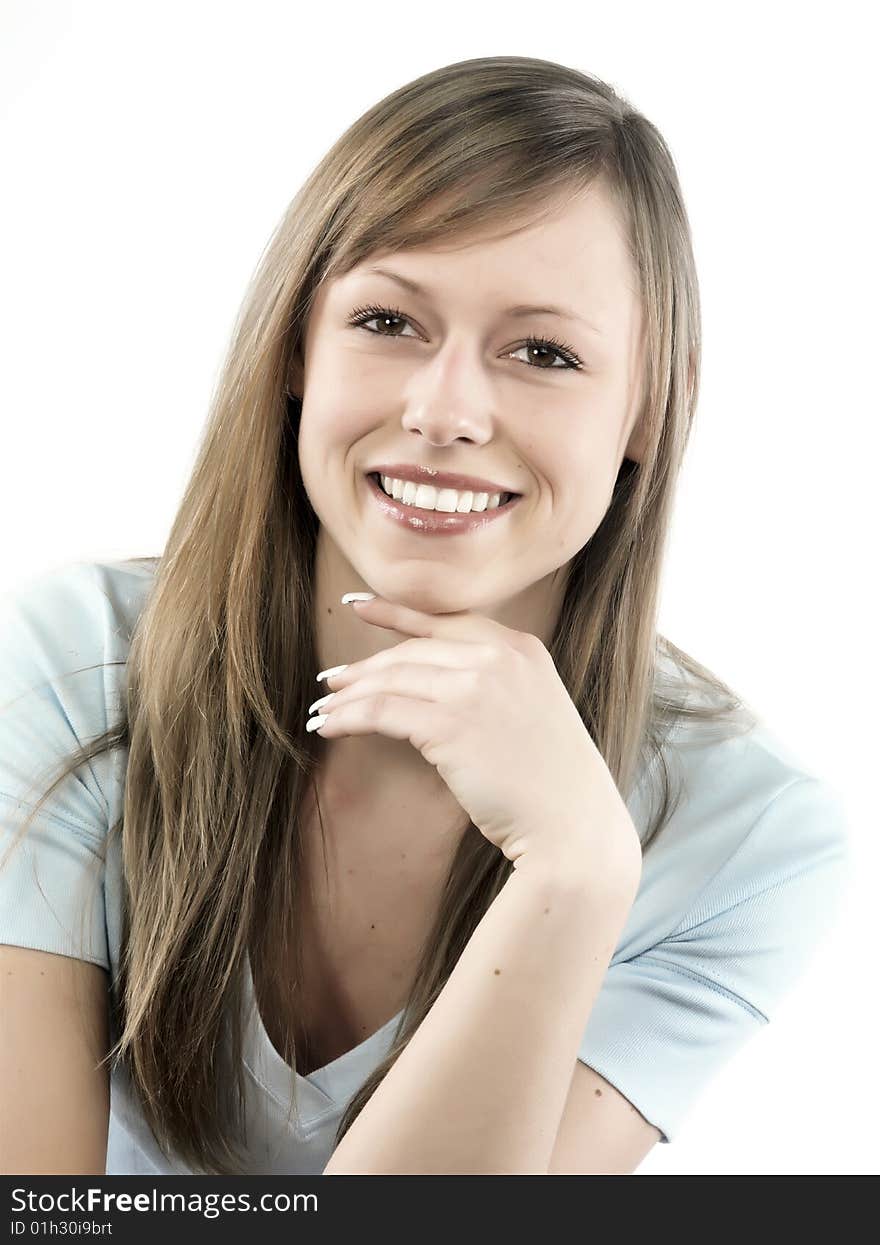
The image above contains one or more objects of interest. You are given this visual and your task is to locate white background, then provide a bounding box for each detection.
[1,0,876,1175]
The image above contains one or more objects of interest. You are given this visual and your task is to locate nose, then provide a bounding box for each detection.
[400,347,499,447]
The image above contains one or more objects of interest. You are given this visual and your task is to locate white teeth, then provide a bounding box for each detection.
[379,475,508,513]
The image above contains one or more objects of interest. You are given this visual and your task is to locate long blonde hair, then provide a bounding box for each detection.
[1,55,756,1174]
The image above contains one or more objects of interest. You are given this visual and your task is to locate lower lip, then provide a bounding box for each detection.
[364,473,522,535]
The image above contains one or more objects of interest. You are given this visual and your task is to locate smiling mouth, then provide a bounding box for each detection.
[367,473,520,510]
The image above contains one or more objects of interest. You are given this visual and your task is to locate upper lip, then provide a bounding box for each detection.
[367,463,520,496]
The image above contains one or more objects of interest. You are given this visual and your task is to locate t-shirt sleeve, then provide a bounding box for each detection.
[577,775,853,1143]
[0,561,125,969]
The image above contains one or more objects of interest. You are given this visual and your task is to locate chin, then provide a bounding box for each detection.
[407,587,492,618]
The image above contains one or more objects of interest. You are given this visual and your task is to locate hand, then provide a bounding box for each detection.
[307,593,642,882]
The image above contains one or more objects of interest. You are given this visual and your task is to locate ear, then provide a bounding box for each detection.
[285,345,305,401]
[624,413,649,465]
[624,350,697,465]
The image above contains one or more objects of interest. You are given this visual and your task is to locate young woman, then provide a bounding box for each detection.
[0,55,850,1176]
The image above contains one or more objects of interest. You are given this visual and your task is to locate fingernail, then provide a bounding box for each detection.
[306,714,328,732]
[341,592,376,605]
[316,663,348,682]
[308,692,335,714]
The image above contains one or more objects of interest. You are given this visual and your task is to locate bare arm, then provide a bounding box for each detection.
[0,945,110,1175]
[322,838,640,1175]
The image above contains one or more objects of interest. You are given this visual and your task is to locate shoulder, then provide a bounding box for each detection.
[634,651,852,899]
[0,556,157,667]
[577,699,852,1145]
[0,557,158,834]
[0,558,158,969]
[628,706,853,1011]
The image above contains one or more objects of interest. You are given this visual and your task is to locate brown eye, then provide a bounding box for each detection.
[347,303,583,370]
[507,338,582,370]
[347,303,416,337]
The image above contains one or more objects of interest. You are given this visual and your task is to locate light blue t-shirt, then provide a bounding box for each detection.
[0,559,852,1173]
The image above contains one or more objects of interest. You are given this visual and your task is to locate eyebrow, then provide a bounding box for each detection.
[362,265,605,336]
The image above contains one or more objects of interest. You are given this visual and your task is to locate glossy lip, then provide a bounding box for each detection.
[364,471,522,535]
[367,462,521,497]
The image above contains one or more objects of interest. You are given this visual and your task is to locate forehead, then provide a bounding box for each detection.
[326,183,637,320]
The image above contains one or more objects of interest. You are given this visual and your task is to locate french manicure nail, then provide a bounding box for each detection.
[341,592,376,604]
[308,692,335,714]
[316,663,348,682]
[306,714,328,732]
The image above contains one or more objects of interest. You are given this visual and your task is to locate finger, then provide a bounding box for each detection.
[344,592,519,644]
[306,690,451,757]
[310,663,472,716]
[321,638,490,691]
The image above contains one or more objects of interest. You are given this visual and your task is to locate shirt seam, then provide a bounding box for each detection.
[635,953,769,1022]
[241,1056,340,1131]
[0,788,101,838]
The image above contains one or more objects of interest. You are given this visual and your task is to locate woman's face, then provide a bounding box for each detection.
[294,181,646,616]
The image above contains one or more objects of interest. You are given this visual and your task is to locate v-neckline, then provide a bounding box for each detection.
[241,950,405,1124]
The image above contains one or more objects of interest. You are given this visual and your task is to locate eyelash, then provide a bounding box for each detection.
[345,303,584,371]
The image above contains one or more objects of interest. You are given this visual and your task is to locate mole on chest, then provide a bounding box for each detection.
[254,884,431,1075]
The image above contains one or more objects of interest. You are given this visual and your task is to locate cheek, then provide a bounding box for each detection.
[561,485,609,540]
[298,395,373,467]
[541,443,618,535]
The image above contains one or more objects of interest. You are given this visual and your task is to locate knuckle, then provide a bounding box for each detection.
[369,692,390,720]
[461,667,482,698]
